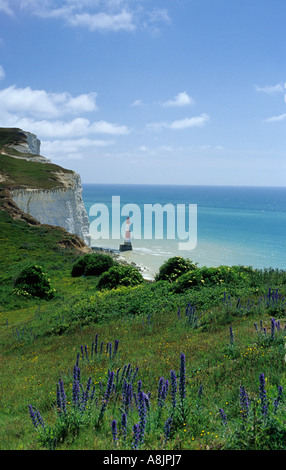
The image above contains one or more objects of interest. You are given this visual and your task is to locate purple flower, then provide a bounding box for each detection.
[57,379,67,414]
[229,326,234,345]
[113,339,119,358]
[259,373,268,416]
[72,378,80,408]
[28,405,45,429]
[239,385,249,421]
[271,318,276,339]
[122,380,133,413]
[158,378,169,407]
[273,385,283,412]
[132,423,140,450]
[170,370,177,408]
[121,412,127,441]
[164,417,172,442]
[219,408,227,425]
[98,371,114,422]
[138,390,147,444]
[111,419,118,445]
[179,353,186,402]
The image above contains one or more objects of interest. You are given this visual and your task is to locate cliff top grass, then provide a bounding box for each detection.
[0,128,73,190]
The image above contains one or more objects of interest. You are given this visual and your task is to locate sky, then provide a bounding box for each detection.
[0,0,286,186]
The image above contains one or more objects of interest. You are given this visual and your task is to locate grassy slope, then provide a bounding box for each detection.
[0,207,286,450]
[0,128,73,190]
[0,153,73,190]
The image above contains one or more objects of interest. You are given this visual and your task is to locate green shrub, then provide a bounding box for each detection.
[71,254,90,277]
[97,264,144,290]
[71,253,116,277]
[172,265,253,293]
[13,265,55,299]
[155,256,197,282]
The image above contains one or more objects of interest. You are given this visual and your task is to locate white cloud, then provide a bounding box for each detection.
[264,113,286,123]
[0,65,5,80]
[169,114,209,129]
[0,0,14,16]
[131,99,143,107]
[255,83,284,95]
[147,113,210,131]
[3,115,130,138]
[161,91,194,107]
[68,11,135,32]
[42,137,114,160]
[2,1,170,33]
[0,85,97,119]
[90,120,130,135]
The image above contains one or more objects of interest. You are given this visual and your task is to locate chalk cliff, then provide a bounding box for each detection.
[0,128,91,247]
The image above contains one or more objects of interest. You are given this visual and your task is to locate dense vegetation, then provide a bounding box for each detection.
[1,210,286,451]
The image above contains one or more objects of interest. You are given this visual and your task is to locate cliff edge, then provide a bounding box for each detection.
[0,128,91,249]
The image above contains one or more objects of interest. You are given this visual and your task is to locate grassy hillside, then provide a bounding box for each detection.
[0,128,73,190]
[1,207,286,451]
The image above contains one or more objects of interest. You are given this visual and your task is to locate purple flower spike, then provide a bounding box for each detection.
[179,353,186,402]
[111,419,118,445]
[259,373,268,416]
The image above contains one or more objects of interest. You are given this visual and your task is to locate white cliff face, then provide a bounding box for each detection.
[8,130,91,246]
[11,131,42,156]
[11,173,91,246]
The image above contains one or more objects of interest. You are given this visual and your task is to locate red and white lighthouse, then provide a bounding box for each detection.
[120,216,132,251]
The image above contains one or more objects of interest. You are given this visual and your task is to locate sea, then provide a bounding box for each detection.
[82,184,286,280]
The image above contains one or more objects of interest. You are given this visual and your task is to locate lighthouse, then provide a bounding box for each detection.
[119,217,133,251]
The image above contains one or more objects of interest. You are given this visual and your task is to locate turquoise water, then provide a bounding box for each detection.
[82,184,286,279]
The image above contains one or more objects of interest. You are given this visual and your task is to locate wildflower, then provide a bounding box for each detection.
[170,370,177,408]
[271,318,276,339]
[132,423,140,450]
[164,417,172,443]
[219,408,227,425]
[108,342,112,359]
[158,378,169,408]
[28,405,45,429]
[273,385,283,413]
[259,373,268,416]
[138,390,147,444]
[113,339,119,358]
[111,419,118,445]
[82,377,92,410]
[72,377,80,408]
[122,380,133,413]
[98,371,114,422]
[179,353,186,402]
[229,326,234,346]
[239,385,249,421]
[57,379,67,414]
[121,412,127,441]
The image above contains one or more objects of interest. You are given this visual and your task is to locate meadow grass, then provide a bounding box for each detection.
[0,211,286,450]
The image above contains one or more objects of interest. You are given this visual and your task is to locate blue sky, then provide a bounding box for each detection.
[0,0,285,186]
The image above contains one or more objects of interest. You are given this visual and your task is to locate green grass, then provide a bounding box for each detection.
[0,153,73,190]
[1,210,286,450]
[0,127,73,190]
[0,127,27,149]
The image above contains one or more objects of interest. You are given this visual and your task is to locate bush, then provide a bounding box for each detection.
[71,253,116,277]
[172,265,253,293]
[13,265,55,299]
[155,256,197,282]
[97,264,144,290]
